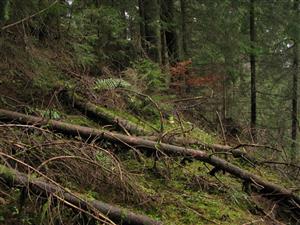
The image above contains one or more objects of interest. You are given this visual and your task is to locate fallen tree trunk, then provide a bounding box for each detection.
[0,164,161,225]
[144,136,258,164]
[0,108,299,206]
[59,90,152,136]
[60,91,255,163]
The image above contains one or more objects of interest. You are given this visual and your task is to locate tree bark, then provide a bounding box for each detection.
[0,165,161,225]
[0,108,299,206]
[250,0,257,141]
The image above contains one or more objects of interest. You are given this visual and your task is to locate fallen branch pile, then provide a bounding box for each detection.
[0,164,161,225]
[0,108,299,207]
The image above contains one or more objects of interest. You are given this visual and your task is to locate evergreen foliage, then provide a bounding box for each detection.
[132,59,167,92]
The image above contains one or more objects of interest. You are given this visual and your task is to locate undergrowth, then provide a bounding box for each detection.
[0,34,297,225]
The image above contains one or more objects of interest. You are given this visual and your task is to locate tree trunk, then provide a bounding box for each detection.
[0,165,161,225]
[250,0,257,141]
[291,0,299,160]
[0,108,299,207]
[222,69,227,120]
[180,0,188,58]
[144,135,257,164]
[160,28,168,65]
[161,0,179,63]
[138,0,146,50]
[139,0,161,63]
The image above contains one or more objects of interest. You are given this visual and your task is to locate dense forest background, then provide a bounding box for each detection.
[0,0,300,224]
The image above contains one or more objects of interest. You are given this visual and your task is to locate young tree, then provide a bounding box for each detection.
[180,0,188,58]
[291,0,299,159]
[250,0,257,141]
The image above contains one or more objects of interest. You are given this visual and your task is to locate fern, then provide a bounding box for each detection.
[93,78,131,91]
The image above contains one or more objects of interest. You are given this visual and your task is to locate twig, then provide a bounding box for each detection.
[103,131,145,162]
[216,111,227,146]
[1,124,126,184]
[37,155,117,175]
[0,124,52,134]
[232,143,281,152]
[121,89,164,134]
[242,217,264,225]
[170,96,204,103]
[53,194,114,225]
[259,161,300,170]
[116,120,131,136]
[175,111,187,148]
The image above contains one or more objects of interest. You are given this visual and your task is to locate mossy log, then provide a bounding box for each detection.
[59,90,151,136]
[0,164,161,225]
[60,90,255,163]
[0,108,299,207]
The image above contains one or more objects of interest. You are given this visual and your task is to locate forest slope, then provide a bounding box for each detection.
[0,40,299,225]
[0,0,300,223]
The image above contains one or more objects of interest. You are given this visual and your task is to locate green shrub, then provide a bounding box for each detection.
[132,59,166,93]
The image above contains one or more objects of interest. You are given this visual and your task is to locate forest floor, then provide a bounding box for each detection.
[0,41,299,225]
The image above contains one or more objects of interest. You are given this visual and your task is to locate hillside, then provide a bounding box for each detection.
[1,1,300,225]
[0,39,299,225]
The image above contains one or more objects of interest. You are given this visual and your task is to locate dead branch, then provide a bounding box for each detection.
[120,89,164,134]
[0,108,299,207]
[259,161,300,170]
[0,164,161,225]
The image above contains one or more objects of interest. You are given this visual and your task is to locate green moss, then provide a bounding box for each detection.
[94,104,154,132]
[25,107,63,120]
[155,117,217,145]
[189,127,217,145]
[72,92,154,132]
[120,156,259,225]
[81,190,98,201]
[63,115,100,127]
[0,164,16,180]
